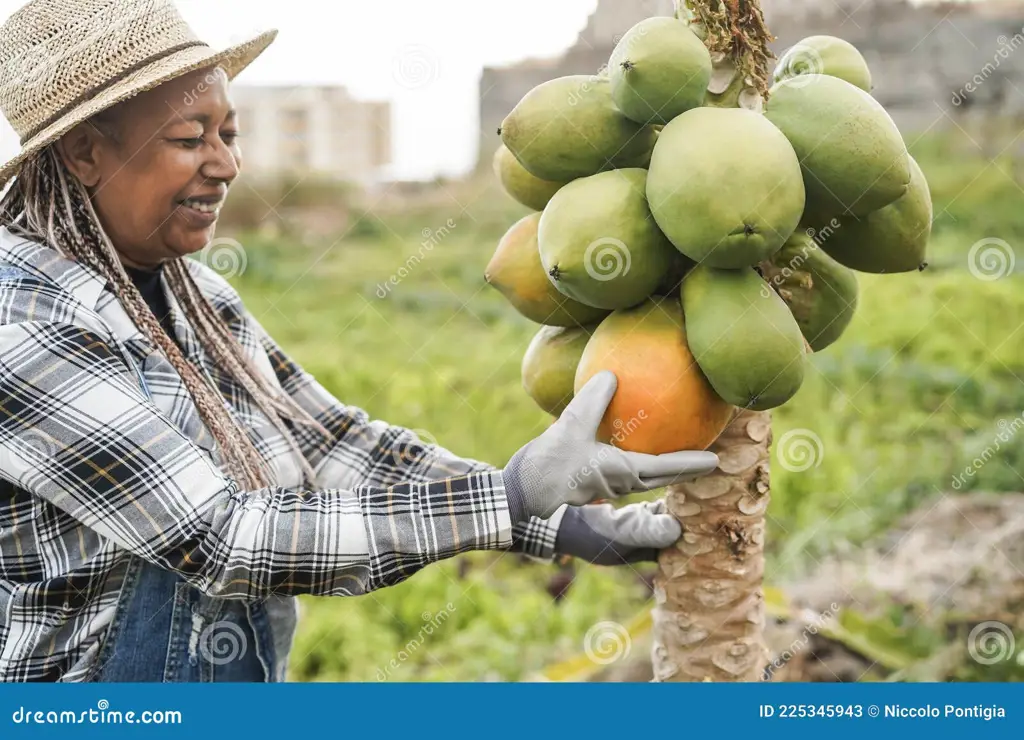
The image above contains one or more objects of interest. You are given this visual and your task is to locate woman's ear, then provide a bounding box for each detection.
[55,123,108,188]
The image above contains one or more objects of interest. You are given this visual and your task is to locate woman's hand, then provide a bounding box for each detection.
[554,500,681,565]
[502,370,719,522]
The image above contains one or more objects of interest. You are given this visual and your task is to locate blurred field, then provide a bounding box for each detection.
[219,127,1024,682]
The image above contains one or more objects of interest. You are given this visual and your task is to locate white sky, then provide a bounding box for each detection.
[0,0,598,180]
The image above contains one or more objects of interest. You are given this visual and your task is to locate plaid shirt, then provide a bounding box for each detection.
[0,228,562,682]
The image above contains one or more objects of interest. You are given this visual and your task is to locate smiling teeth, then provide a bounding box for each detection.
[182,199,221,214]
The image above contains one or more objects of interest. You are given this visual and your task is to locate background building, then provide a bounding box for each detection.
[478,0,1024,166]
[231,85,391,187]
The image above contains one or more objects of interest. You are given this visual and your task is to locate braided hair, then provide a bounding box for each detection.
[0,138,327,491]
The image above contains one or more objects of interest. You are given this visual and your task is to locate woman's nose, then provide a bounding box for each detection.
[201,140,240,182]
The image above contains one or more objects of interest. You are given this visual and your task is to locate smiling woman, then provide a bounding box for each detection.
[0,0,718,684]
[65,71,241,266]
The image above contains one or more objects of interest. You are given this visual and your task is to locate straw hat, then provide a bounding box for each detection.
[0,0,277,186]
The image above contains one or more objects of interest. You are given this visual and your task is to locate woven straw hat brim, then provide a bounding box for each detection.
[0,29,277,187]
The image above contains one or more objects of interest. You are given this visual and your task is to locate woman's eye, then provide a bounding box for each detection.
[222,131,240,144]
[178,137,204,149]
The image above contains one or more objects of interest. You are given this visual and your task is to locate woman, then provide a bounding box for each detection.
[0,0,718,683]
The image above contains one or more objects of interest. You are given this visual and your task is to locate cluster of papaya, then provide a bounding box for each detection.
[486,17,932,455]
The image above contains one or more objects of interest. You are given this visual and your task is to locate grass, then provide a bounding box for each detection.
[216,127,1024,681]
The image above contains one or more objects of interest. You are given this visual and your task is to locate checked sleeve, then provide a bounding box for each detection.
[0,313,515,597]
[246,313,564,563]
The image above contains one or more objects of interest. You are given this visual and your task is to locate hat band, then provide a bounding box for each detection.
[20,40,209,144]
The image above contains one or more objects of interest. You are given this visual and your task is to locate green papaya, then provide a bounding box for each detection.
[485,213,611,327]
[492,144,569,211]
[522,324,595,416]
[609,17,712,125]
[647,107,806,269]
[809,157,932,274]
[653,249,697,296]
[773,35,872,93]
[538,169,678,311]
[765,75,910,218]
[500,75,658,182]
[763,230,859,351]
[681,265,806,410]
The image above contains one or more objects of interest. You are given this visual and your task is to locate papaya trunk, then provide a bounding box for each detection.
[651,0,775,683]
[652,408,770,681]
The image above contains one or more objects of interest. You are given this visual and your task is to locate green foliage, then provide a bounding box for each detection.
[218,128,1024,681]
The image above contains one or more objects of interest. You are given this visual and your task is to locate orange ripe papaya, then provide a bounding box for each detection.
[574,297,734,453]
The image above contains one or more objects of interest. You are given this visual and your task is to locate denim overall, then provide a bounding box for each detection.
[0,263,281,682]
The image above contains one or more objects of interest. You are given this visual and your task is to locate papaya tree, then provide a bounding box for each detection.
[487,0,925,685]
[651,0,777,683]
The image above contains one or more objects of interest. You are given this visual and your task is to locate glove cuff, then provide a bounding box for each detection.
[502,444,545,522]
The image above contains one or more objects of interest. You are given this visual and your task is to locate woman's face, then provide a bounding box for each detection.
[59,67,243,269]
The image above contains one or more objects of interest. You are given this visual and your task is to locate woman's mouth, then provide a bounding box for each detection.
[177,197,223,227]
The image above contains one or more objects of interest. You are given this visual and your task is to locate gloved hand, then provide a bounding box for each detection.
[502,370,719,522]
[554,500,682,565]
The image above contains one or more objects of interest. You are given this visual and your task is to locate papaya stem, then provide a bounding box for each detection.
[681,0,776,102]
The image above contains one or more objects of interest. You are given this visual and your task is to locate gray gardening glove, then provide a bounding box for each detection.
[554,500,681,565]
[503,370,719,522]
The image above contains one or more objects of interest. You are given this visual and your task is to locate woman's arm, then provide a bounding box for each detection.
[201,266,565,560]
[0,304,515,598]
[253,317,566,560]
